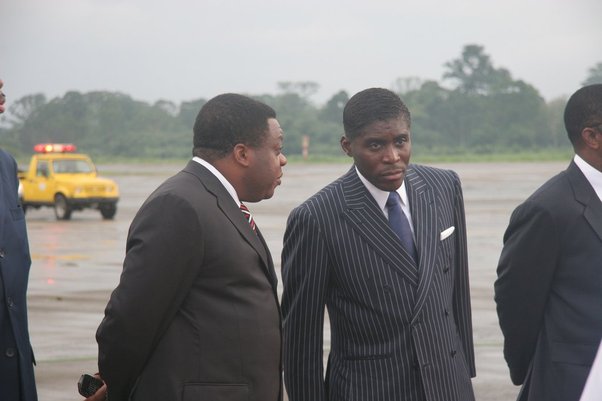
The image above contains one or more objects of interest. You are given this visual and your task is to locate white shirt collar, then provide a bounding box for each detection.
[354,166,411,214]
[574,154,602,202]
[192,156,241,206]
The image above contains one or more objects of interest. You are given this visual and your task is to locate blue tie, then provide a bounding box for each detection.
[386,191,417,262]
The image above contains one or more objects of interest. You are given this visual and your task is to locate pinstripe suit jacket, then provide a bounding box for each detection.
[282,164,475,401]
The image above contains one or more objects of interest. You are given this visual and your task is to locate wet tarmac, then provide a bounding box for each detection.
[26,160,567,400]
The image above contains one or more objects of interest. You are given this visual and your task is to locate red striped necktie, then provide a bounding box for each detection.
[239,203,257,233]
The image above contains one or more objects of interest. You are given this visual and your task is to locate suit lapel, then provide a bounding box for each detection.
[341,168,419,287]
[568,161,602,243]
[182,161,272,278]
[255,227,279,288]
[215,195,271,273]
[405,167,438,315]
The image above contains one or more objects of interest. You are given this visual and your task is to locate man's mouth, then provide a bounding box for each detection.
[381,168,405,179]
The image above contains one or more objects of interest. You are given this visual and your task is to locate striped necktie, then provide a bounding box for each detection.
[386,191,417,262]
[239,203,257,233]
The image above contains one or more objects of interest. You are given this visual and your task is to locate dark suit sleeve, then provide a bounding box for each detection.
[494,200,559,385]
[97,193,203,401]
[281,205,330,401]
[1,150,37,401]
[451,173,476,377]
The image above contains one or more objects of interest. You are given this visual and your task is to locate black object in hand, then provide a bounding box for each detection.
[78,374,104,397]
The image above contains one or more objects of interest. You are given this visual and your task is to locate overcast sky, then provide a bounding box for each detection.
[2,0,601,107]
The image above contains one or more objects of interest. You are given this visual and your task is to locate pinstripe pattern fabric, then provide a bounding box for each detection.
[282,165,475,401]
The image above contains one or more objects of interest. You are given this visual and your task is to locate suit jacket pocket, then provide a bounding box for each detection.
[182,383,249,401]
[341,355,412,401]
[10,206,25,221]
[548,342,596,401]
[550,341,597,366]
[343,353,392,361]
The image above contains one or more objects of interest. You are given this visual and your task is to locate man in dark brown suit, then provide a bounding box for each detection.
[90,93,287,401]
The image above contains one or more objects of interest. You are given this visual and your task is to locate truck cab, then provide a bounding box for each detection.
[18,143,119,220]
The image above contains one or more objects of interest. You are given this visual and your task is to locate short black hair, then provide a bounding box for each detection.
[343,88,411,140]
[564,84,602,147]
[193,93,276,158]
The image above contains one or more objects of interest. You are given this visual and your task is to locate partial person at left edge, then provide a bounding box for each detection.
[0,78,39,401]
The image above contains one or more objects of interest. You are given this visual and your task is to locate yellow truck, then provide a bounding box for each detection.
[18,143,119,220]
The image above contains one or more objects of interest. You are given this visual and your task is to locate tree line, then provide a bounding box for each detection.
[1,44,601,160]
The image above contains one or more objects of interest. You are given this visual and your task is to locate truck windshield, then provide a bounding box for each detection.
[53,159,94,174]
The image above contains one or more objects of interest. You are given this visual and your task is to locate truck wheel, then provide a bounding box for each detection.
[100,203,117,220]
[54,194,72,220]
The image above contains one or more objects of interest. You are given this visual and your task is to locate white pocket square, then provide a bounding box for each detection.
[440,226,455,241]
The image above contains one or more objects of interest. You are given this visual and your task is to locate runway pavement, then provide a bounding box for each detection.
[25,161,567,400]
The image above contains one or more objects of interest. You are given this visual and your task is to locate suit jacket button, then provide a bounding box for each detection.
[7,297,15,308]
[5,347,16,357]
[443,266,449,273]
[450,350,457,357]
[0,248,5,258]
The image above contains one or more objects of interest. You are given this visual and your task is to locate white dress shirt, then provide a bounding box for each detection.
[580,340,602,401]
[574,154,602,202]
[192,156,241,206]
[355,166,414,234]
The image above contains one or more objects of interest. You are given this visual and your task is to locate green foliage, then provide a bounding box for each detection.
[4,91,191,159]
[178,98,207,129]
[403,45,561,155]
[255,85,343,157]
[582,62,602,86]
[0,46,583,161]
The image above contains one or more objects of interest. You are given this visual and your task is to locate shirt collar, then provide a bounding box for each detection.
[192,156,241,206]
[574,154,602,202]
[354,166,409,213]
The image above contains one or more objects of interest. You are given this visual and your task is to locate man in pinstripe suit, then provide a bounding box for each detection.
[282,88,476,401]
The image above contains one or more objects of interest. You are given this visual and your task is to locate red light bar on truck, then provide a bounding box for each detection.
[33,143,77,153]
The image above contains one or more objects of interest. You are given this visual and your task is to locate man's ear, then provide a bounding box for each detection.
[340,135,352,157]
[581,127,601,150]
[232,143,252,167]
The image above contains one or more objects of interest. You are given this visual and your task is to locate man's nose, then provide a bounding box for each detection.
[382,145,401,163]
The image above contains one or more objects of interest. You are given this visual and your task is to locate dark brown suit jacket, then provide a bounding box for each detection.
[97,160,282,401]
